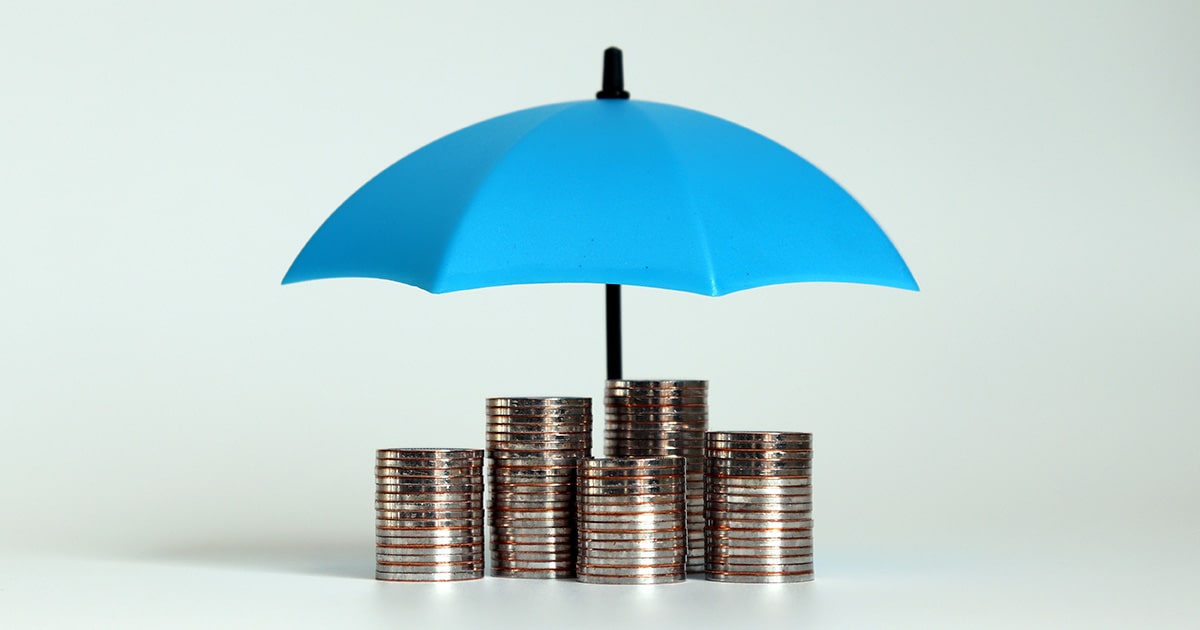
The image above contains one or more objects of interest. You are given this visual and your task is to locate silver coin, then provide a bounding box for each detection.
[706,537,814,549]
[706,553,815,566]
[484,430,591,441]
[491,546,576,557]
[577,479,685,489]
[579,558,687,571]
[489,506,574,516]
[377,498,484,507]
[490,568,575,579]
[373,480,482,491]
[579,528,687,539]
[493,525,576,534]
[580,545,687,557]
[578,456,687,469]
[707,509,814,521]
[487,437,589,447]
[705,536,814,548]
[707,493,812,504]
[376,571,483,582]
[705,442,813,453]
[489,486,576,495]
[605,418,708,428]
[706,448,812,460]
[376,447,483,458]
[374,526,482,537]
[490,556,574,568]
[489,514,575,524]
[577,537,686,550]
[705,475,811,487]
[705,430,811,443]
[374,464,483,476]
[490,537,577,548]
[706,465,813,477]
[485,424,590,433]
[705,485,813,496]
[490,545,576,556]
[605,378,707,387]
[706,563,816,576]
[578,505,687,516]
[489,501,575,511]
[377,509,485,520]
[704,572,812,584]
[376,544,484,559]
[576,495,682,506]
[486,396,590,405]
[576,573,685,585]
[703,530,813,542]
[376,487,484,495]
[580,548,688,561]
[705,447,813,460]
[708,521,815,533]
[707,553,815,565]
[489,453,586,463]
[488,501,575,512]
[376,560,485,570]
[578,512,683,525]
[575,564,687,577]
[488,469,579,479]
[578,522,683,534]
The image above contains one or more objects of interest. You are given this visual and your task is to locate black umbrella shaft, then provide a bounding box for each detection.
[606,284,622,380]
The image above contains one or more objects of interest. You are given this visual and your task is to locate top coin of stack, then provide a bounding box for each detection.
[485,397,592,578]
[604,380,708,572]
[704,431,813,584]
[375,448,485,582]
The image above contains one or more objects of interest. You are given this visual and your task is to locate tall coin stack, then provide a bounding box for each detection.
[486,397,592,578]
[375,448,485,582]
[576,457,688,584]
[704,431,814,583]
[604,380,708,572]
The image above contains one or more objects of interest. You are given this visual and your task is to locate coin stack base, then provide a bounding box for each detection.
[605,380,708,572]
[487,397,592,579]
[576,457,688,585]
[376,448,485,582]
[705,432,813,584]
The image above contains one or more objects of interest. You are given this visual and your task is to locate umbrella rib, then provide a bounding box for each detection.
[429,102,587,293]
[629,105,719,296]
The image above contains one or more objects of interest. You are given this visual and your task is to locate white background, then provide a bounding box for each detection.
[2,1,1197,627]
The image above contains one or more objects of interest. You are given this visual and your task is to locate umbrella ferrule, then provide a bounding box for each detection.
[596,47,630,100]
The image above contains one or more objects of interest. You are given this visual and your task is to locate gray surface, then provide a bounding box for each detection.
[1,0,1198,627]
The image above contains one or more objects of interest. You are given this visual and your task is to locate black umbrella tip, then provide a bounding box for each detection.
[596,47,630,99]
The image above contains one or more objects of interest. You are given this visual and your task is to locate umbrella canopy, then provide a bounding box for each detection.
[283,105,915,296]
[284,48,916,377]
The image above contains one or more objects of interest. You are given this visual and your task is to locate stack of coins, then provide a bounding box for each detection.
[576,457,688,584]
[704,431,813,583]
[486,397,592,578]
[605,380,708,572]
[375,448,485,582]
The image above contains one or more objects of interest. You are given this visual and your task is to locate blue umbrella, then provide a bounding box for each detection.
[284,48,917,378]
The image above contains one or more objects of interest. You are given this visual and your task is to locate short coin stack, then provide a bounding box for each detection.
[605,380,708,572]
[375,448,485,582]
[576,457,688,584]
[704,431,813,583]
[486,397,592,578]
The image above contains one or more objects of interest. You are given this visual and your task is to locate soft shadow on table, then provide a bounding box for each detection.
[138,541,374,580]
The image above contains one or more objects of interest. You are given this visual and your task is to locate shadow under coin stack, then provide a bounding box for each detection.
[375,448,485,582]
[704,431,813,583]
[486,397,592,578]
[605,380,708,572]
[576,457,688,584]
